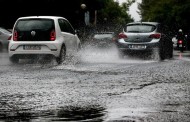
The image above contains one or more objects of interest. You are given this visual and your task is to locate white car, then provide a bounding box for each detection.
[8,16,81,64]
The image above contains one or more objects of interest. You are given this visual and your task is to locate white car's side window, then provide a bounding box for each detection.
[58,19,75,34]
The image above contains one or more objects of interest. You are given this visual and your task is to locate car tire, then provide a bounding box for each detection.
[159,46,165,60]
[168,46,174,59]
[169,52,173,59]
[56,45,66,64]
[0,43,3,52]
[9,56,19,64]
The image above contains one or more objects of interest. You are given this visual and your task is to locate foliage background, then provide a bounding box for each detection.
[138,0,190,35]
[0,0,134,30]
[1,0,190,35]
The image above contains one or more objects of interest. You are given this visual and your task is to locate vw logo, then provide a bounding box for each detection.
[31,31,36,36]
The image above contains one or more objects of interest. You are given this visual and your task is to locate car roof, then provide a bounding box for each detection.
[127,22,160,26]
[17,16,67,20]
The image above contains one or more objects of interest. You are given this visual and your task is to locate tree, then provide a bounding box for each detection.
[138,0,190,33]
[0,0,134,30]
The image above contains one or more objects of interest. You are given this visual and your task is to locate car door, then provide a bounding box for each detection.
[58,19,77,55]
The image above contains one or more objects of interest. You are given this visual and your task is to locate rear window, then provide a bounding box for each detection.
[125,24,156,33]
[15,19,54,31]
[14,18,55,41]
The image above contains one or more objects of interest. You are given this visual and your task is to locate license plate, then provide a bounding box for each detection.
[179,44,182,47]
[23,45,41,50]
[130,45,146,49]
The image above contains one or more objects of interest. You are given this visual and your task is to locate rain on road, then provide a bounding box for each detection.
[0,47,190,122]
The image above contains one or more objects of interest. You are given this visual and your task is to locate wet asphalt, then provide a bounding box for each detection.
[0,48,190,122]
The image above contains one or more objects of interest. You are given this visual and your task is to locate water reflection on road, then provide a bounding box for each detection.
[0,103,106,122]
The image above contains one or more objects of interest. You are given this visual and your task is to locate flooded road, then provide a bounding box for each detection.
[0,48,190,122]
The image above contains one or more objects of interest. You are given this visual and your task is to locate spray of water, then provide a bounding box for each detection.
[76,44,156,64]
